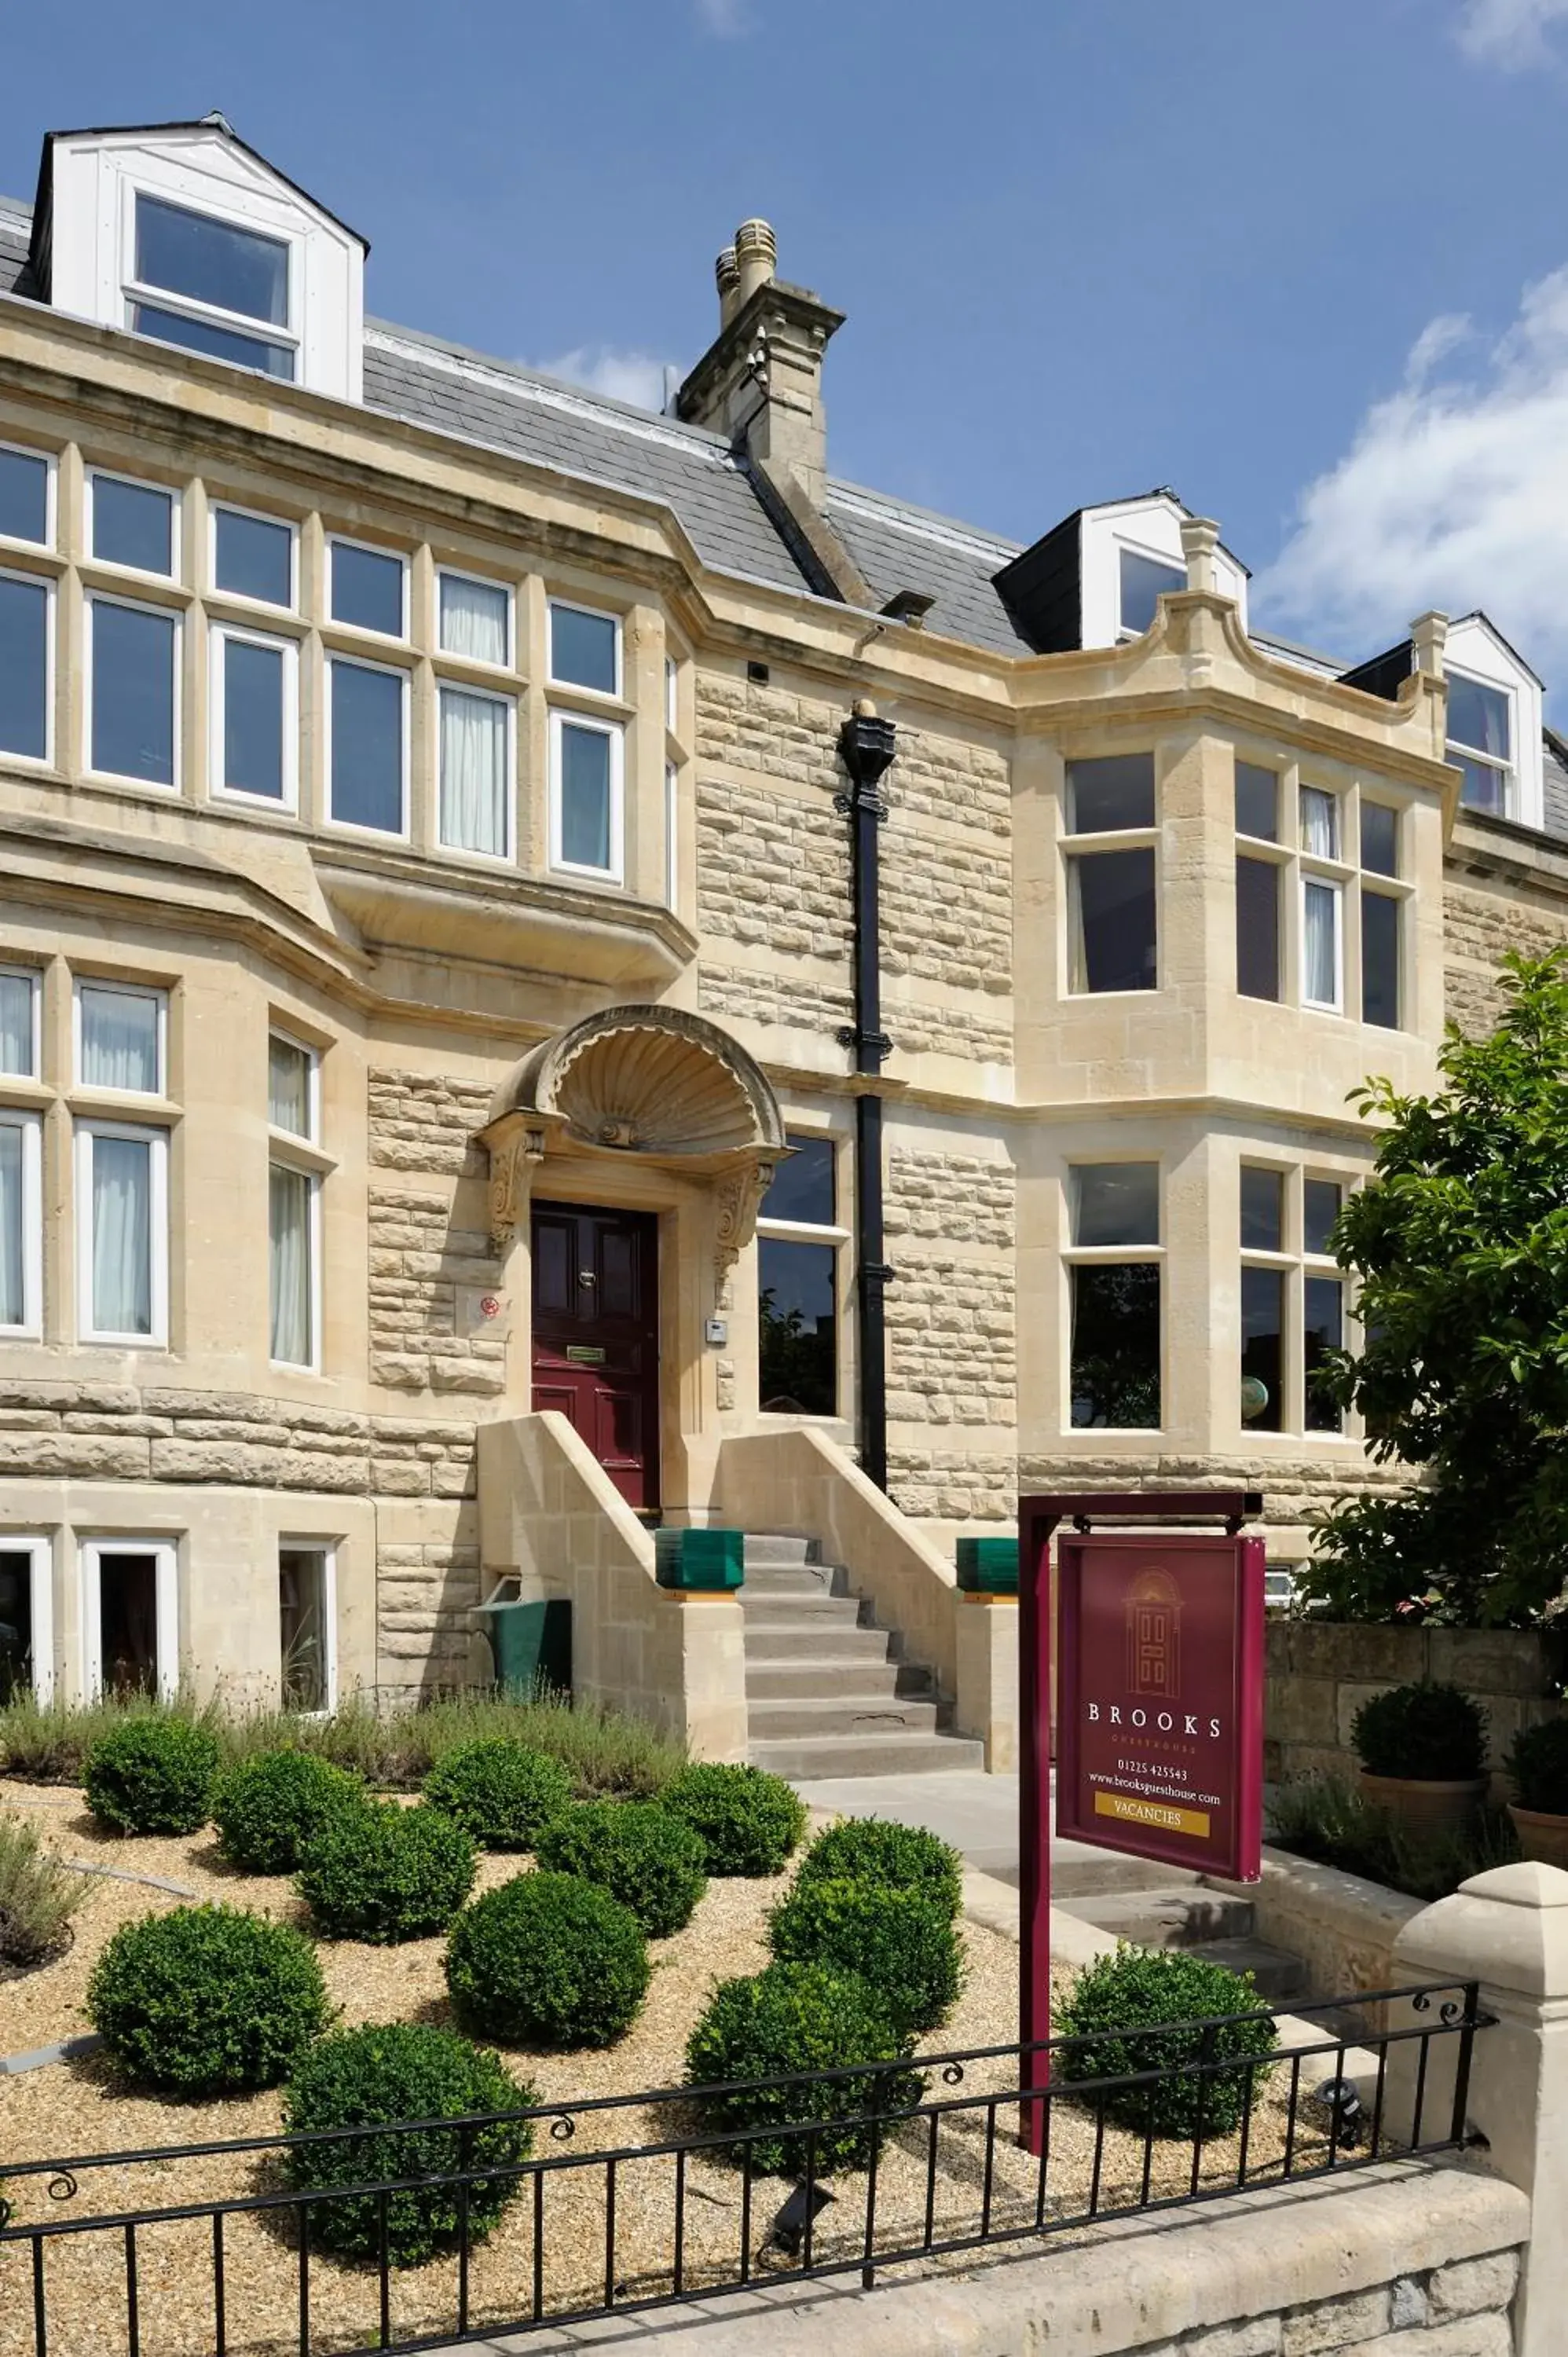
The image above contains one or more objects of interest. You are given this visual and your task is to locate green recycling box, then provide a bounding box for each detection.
[654,1528,745,1591]
[478,1582,573,1695]
[955,1536,1020,1595]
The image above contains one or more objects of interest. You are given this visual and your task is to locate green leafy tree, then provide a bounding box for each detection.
[1306,948,1568,1625]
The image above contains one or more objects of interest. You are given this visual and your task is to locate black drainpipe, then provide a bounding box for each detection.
[837,701,897,1491]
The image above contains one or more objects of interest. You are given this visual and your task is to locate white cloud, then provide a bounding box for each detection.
[530,346,672,413]
[1257,266,1568,686]
[1456,0,1568,65]
[694,0,750,32]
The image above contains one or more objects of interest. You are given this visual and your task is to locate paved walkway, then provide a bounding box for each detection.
[791,1767,1141,1893]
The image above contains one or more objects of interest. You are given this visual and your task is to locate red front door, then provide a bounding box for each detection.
[530,1201,661,1512]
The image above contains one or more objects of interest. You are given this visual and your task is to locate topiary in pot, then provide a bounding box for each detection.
[792,1816,963,1921]
[685,1960,922,2177]
[1056,1945,1278,2139]
[445,1870,650,2047]
[657,1762,806,1877]
[211,1750,366,1875]
[535,1800,707,1936]
[1350,1680,1489,1836]
[82,1717,222,1835]
[296,1802,475,1943]
[767,1875,965,2036]
[1504,1717,1568,1866]
[421,1740,573,1851]
[87,1903,330,2094]
[284,2022,536,2266]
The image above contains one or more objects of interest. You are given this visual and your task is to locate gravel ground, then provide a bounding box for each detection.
[0,1786,1336,2357]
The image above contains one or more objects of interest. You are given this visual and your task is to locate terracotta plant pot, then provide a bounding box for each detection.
[1358,1772,1488,1838]
[1508,1805,1568,1870]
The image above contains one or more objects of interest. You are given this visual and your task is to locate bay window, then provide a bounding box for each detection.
[77,1121,167,1344]
[76,981,164,1095]
[1237,1164,1347,1435]
[213,506,295,607]
[89,475,175,576]
[211,623,295,805]
[1303,1178,1346,1433]
[0,1109,42,1334]
[88,596,178,786]
[0,445,50,546]
[268,1032,321,1370]
[550,711,623,881]
[328,656,407,834]
[548,600,620,695]
[438,571,511,667]
[1064,753,1157,994]
[0,570,49,762]
[439,684,512,859]
[0,968,38,1078]
[1066,1162,1161,1428]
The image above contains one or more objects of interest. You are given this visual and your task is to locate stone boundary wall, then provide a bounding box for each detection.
[535,2165,1525,2357]
[1267,1618,1567,1788]
[1017,1453,1412,1532]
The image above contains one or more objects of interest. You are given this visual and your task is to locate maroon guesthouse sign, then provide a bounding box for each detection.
[1017,1492,1266,2149]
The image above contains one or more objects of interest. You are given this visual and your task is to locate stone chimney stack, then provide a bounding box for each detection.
[677,215,845,511]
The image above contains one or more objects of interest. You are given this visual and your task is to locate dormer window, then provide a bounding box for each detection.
[129,193,294,379]
[1118,548,1185,640]
[1446,669,1512,818]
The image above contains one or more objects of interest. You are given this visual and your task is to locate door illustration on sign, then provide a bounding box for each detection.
[1125,1566,1182,1699]
[530,1201,661,1511]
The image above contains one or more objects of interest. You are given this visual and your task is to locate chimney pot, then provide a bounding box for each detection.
[735,218,777,305]
[716,245,741,327]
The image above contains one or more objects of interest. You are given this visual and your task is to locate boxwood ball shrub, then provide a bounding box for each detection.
[658,1762,806,1876]
[297,1802,475,1942]
[284,2022,536,2267]
[211,1750,366,1875]
[1351,1681,1489,1783]
[1056,1946,1278,2139]
[768,1875,964,2036]
[82,1717,222,1835]
[793,1816,963,1921]
[536,1800,707,1936]
[445,1871,650,2047]
[87,1903,329,2094]
[421,1739,573,1850]
[685,1961,921,2176]
[1505,1717,1568,1815]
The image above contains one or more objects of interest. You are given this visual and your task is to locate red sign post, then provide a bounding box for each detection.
[1017,1492,1266,2151]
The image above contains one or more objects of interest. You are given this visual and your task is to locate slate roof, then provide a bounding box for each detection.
[823,482,1033,657]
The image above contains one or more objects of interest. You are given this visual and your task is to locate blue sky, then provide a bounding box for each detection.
[5,2,1568,678]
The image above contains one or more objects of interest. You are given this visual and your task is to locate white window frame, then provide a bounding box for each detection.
[268,1156,321,1372]
[268,1028,321,1144]
[278,1540,339,1715]
[75,1119,169,1347]
[665,761,680,913]
[1300,876,1345,1014]
[121,185,299,379]
[1445,662,1515,817]
[85,467,179,581]
[73,977,167,1098]
[0,964,42,1079]
[328,536,409,642]
[548,708,625,884]
[208,500,299,611]
[665,654,680,737]
[0,1107,43,1336]
[0,566,55,769]
[79,1536,178,1703]
[83,591,181,792]
[208,619,299,810]
[0,442,58,550]
[0,1534,53,1703]
[548,598,623,698]
[324,652,411,841]
[436,567,515,669]
[436,679,516,863]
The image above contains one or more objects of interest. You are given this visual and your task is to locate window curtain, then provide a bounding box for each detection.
[1299,788,1338,861]
[91,1135,152,1335]
[81,990,158,1091]
[269,1164,311,1363]
[440,688,508,856]
[1303,881,1339,1006]
[439,576,508,665]
[269,1038,310,1136]
[0,977,31,1076]
[0,1125,24,1326]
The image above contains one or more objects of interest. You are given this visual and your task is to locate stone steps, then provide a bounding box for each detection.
[738,1532,984,1780]
[1062,1882,1308,2006]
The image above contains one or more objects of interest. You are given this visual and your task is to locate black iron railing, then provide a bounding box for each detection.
[0,1980,1488,2357]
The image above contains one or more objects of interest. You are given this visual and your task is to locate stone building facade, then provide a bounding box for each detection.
[1,114,1565,1745]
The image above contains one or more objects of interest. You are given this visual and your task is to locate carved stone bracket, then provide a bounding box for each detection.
[714,1160,775,1288]
[485,1115,548,1252]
